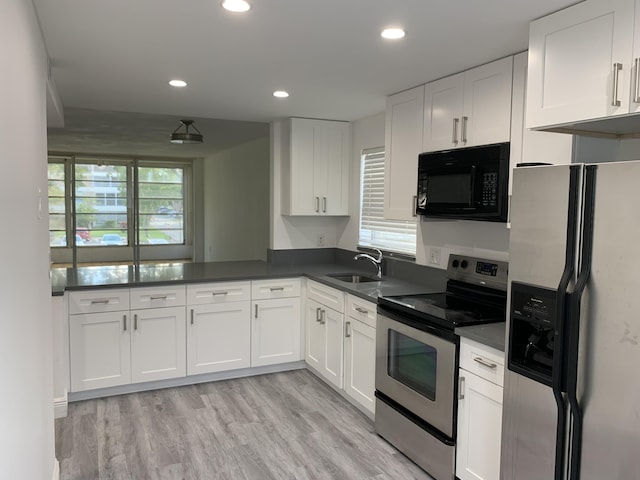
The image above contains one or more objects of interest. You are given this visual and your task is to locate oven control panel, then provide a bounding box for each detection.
[447,254,508,291]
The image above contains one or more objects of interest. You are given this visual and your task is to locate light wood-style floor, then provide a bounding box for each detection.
[56,369,434,480]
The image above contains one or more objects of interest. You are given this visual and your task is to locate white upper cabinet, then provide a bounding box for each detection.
[423,57,513,152]
[526,0,636,130]
[282,117,350,216]
[384,85,424,220]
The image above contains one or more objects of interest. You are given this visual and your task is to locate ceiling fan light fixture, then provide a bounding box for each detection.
[170,119,203,144]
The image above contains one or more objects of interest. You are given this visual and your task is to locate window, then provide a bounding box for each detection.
[48,157,190,252]
[359,149,416,256]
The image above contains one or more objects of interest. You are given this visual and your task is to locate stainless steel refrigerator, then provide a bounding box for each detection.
[501,161,640,480]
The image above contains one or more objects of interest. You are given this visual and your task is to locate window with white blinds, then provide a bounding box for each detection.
[359,149,417,256]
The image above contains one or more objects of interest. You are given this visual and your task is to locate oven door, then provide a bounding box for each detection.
[376,312,457,438]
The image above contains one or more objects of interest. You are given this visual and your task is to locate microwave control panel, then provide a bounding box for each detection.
[481,172,498,207]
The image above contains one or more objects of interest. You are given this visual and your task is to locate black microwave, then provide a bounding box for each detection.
[416,142,509,222]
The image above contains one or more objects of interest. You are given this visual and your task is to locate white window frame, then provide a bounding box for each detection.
[358,148,417,256]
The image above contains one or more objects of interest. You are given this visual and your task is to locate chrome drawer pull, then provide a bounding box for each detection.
[269,287,285,292]
[90,299,109,305]
[355,307,368,314]
[211,291,228,296]
[150,295,168,300]
[473,357,497,369]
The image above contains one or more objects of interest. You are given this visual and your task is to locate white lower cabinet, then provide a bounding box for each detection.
[130,306,186,383]
[456,338,504,480]
[186,281,251,375]
[69,310,131,391]
[306,280,345,390]
[252,297,301,367]
[251,278,302,367]
[187,302,251,375]
[344,295,376,415]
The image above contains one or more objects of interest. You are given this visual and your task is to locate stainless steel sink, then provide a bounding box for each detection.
[328,273,380,284]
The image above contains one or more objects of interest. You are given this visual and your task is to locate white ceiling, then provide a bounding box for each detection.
[34,0,579,155]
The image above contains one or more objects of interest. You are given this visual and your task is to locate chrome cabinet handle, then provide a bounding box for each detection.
[316,307,322,322]
[315,196,320,213]
[211,291,228,296]
[150,295,168,300]
[320,309,326,325]
[473,356,498,369]
[461,116,468,144]
[322,197,327,213]
[90,299,109,305]
[123,314,127,331]
[412,195,418,217]
[634,58,640,103]
[134,314,138,331]
[612,62,622,107]
[452,118,459,145]
[270,286,284,292]
[255,304,259,318]
[355,307,368,314]
[459,376,465,400]
[190,309,194,325]
[345,321,351,338]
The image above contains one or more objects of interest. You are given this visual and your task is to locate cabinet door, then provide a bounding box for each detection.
[456,371,503,480]
[321,306,344,389]
[526,0,634,128]
[69,311,131,391]
[187,302,250,375]
[463,57,513,146]
[131,306,186,383]
[321,121,350,215]
[251,298,301,367]
[384,85,424,220]
[344,318,376,414]
[288,118,317,215]
[423,73,464,152]
[305,298,325,371]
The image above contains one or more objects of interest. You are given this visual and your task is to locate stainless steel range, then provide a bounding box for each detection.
[375,254,508,480]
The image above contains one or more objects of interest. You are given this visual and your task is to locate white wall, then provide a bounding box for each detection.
[270,120,349,250]
[0,0,56,478]
[337,112,385,250]
[203,136,269,261]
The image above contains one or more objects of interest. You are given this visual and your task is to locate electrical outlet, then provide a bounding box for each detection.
[317,233,325,247]
[429,247,441,265]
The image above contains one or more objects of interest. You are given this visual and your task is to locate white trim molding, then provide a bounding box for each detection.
[52,458,60,480]
[53,389,68,419]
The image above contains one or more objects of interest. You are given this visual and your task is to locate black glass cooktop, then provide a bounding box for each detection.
[378,291,506,330]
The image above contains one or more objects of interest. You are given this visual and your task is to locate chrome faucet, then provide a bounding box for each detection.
[354,248,383,279]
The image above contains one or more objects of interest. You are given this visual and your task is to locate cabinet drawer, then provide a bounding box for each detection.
[186,281,251,305]
[459,337,504,387]
[346,294,376,329]
[307,280,344,313]
[69,288,130,315]
[130,285,186,310]
[251,278,301,300]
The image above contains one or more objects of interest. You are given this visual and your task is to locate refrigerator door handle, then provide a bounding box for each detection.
[566,165,597,480]
[551,165,581,480]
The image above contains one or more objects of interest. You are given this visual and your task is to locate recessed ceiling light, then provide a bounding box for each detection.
[273,90,289,98]
[381,28,406,40]
[169,79,187,87]
[222,0,251,12]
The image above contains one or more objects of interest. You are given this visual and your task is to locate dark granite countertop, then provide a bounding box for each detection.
[51,260,441,302]
[455,322,507,352]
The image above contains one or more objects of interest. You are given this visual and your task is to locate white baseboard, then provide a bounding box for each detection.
[52,458,60,480]
[53,389,68,418]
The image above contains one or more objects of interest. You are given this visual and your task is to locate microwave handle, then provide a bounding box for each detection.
[469,165,476,207]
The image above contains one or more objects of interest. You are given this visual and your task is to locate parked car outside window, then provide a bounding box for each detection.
[101,233,124,245]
